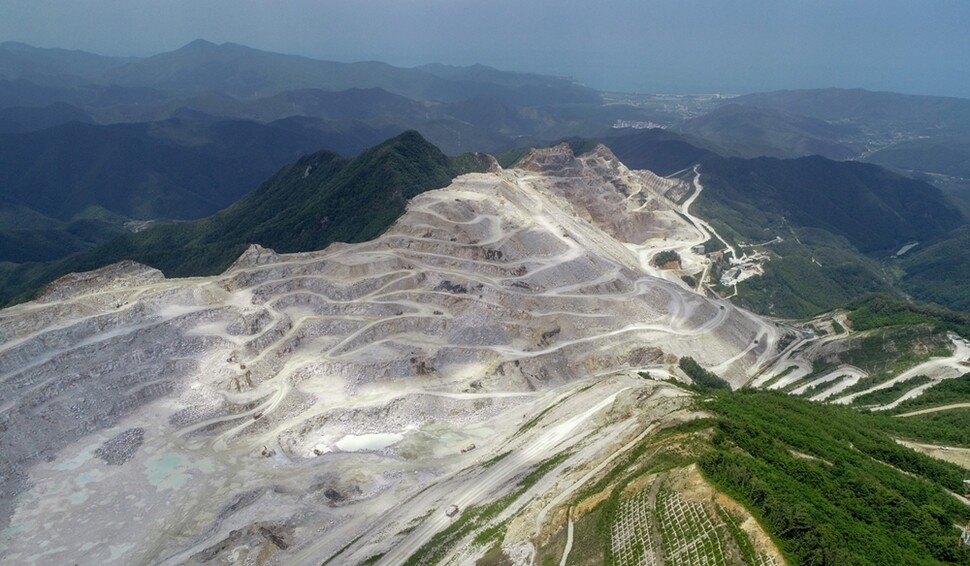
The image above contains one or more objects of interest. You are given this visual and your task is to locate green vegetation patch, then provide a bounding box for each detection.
[699,390,970,565]
[655,487,731,565]
[729,237,891,319]
[848,294,970,338]
[899,226,970,313]
[715,505,761,565]
[652,250,681,267]
[678,356,730,390]
[795,374,847,399]
[836,325,951,396]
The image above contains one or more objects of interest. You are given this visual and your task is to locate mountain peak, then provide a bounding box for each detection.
[0,41,33,52]
[361,130,446,167]
[180,38,218,51]
[382,129,432,148]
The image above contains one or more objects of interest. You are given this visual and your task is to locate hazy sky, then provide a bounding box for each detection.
[2,0,969,97]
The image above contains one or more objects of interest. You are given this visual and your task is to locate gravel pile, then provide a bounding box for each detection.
[94,427,145,465]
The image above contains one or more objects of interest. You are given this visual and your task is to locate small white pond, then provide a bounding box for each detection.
[335,432,404,452]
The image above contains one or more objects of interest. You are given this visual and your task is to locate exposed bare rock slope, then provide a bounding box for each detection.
[0,144,787,564]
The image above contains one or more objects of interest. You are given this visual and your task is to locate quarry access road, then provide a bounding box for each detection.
[896,403,970,418]
[682,166,738,262]
[833,333,970,405]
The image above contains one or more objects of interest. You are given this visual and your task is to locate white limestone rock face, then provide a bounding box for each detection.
[0,145,786,565]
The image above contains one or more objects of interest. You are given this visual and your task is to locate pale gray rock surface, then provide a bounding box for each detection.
[0,144,789,564]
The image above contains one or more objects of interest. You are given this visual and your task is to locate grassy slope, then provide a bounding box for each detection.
[884,374,970,416]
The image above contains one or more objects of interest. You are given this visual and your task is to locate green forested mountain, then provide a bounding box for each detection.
[898,226,970,311]
[718,89,970,209]
[602,129,968,317]
[0,118,396,221]
[698,155,963,255]
[0,131,490,304]
[87,130,490,276]
[0,116,398,263]
[691,156,966,315]
[700,390,970,566]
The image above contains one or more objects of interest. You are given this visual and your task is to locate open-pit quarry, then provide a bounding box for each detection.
[1,145,802,564]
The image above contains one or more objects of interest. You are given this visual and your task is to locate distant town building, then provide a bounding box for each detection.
[612,119,666,130]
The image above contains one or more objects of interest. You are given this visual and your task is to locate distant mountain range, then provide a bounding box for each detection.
[696,89,970,213]
[1,127,965,320]
[0,39,598,103]
[2,40,970,317]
